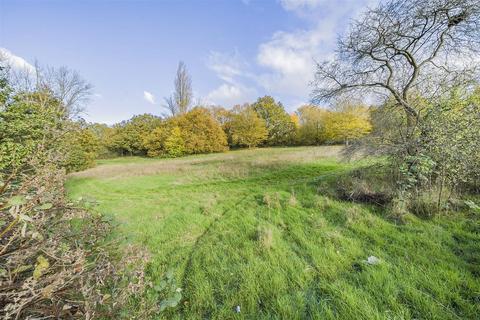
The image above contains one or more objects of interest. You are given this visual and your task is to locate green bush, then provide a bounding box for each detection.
[0,69,151,319]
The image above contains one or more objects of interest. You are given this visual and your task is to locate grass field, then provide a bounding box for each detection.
[66,146,480,319]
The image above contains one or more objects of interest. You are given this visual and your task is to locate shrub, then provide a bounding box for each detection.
[164,126,186,157]
[171,107,228,154]
[64,125,100,172]
[226,104,268,148]
[332,166,394,206]
[108,114,163,156]
[0,72,150,319]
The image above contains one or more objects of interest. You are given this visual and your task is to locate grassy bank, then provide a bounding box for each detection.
[66,146,479,319]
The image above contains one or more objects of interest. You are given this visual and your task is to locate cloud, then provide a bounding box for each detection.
[206,83,257,107]
[255,0,375,100]
[256,22,336,98]
[206,50,250,84]
[143,91,156,104]
[205,1,377,109]
[279,0,325,11]
[0,47,35,73]
[205,50,257,106]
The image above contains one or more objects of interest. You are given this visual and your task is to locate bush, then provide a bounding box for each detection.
[64,125,100,172]
[327,165,395,206]
[226,104,268,148]
[353,87,480,216]
[170,107,228,154]
[108,114,163,156]
[0,72,151,319]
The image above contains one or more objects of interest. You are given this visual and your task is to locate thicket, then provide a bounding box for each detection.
[312,0,480,218]
[333,88,480,218]
[0,68,151,319]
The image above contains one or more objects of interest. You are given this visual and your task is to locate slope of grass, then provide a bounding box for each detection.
[66,146,480,319]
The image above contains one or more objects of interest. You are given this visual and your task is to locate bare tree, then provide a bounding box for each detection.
[0,55,93,119]
[39,66,93,118]
[174,61,192,114]
[163,61,193,116]
[312,0,480,128]
[163,95,177,117]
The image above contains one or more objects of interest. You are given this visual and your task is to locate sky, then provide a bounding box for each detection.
[0,0,376,124]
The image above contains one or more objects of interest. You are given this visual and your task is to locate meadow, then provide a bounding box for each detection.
[66,146,480,319]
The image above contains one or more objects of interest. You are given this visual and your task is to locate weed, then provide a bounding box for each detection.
[256,225,274,250]
[288,190,298,207]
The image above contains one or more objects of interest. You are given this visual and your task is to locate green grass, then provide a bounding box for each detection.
[66,146,480,319]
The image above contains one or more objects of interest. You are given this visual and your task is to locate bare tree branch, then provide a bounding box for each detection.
[312,0,480,122]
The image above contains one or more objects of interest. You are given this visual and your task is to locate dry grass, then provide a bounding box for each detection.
[69,146,343,180]
[288,191,298,207]
[256,225,274,250]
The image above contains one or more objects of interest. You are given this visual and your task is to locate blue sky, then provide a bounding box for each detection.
[0,0,375,124]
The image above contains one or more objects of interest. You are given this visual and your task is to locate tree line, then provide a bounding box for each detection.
[78,97,372,163]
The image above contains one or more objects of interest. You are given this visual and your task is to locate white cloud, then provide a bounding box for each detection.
[206,83,257,107]
[143,91,156,104]
[0,47,35,73]
[256,21,335,98]
[205,50,257,107]
[255,0,375,101]
[206,50,250,84]
[204,0,377,109]
[279,0,325,11]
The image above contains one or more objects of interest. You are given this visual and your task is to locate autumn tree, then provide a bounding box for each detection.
[64,123,101,171]
[251,96,295,146]
[172,107,228,154]
[207,106,232,126]
[227,104,268,148]
[323,104,372,145]
[88,122,115,158]
[109,113,162,155]
[144,108,228,157]
[143,123,185,157]
[164,61,193,116]
[313,0,480,150]
[296,105,329,145]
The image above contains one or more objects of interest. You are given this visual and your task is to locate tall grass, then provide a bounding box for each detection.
[66,146,480,319]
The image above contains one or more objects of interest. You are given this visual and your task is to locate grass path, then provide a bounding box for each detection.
[66,147,480,319]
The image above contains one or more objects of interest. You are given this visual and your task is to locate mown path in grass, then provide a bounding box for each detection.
[66,146,480,320]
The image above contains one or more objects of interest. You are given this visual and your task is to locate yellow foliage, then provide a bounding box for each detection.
[227,105,268,148]
[323,105,372,144]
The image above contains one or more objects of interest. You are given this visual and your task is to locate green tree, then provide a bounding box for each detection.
[252,96,295,146]
[88,123,115,158]
[296,105,328,145]
[109,113,162,155]
[227,104,267,148]
[143,124,186,157]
